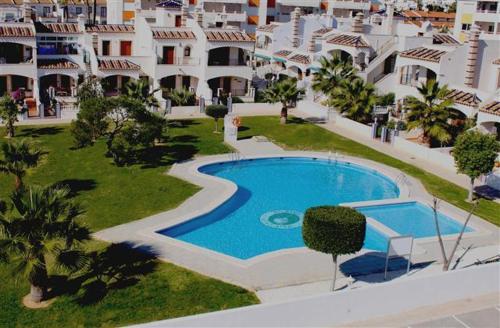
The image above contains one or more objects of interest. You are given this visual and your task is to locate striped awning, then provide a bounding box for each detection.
[38,59,79,69]
[480,101,500,116]
[326,34,369,48]
[98,59,140,70]
[152,29,196,40]
[204,30,253,42]
[446,89,481,107]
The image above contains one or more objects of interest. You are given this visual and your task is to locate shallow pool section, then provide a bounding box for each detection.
[356,202,472,238]
[159,157,399,259]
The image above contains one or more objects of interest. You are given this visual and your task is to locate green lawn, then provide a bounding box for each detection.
[0,119,258,328]
[238,116,500,226]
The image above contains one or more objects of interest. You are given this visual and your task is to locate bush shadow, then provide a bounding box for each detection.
[52,179,97,198]
[18,126,64,138]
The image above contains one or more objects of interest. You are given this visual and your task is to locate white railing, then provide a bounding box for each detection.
[157,57,200,66]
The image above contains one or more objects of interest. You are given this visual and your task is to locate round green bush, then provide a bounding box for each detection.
[302,206,366,255]
[205,104,228,119]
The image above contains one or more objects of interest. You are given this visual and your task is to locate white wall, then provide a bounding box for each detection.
[393,136,456,169]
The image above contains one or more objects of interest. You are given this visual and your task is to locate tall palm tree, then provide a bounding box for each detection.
[0,185,90,303]
[328,78,378,124]
[124,79,160,110]
[0,139,42,191]
[262,78,303,124]
[404,79,458,146]
[0,94,21,138]
[312,56,357,97]
[167,87,196,106]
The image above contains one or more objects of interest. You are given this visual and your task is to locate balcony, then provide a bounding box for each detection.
[277,0,321,7]
[204,11,247,23]
[330,0,371,10]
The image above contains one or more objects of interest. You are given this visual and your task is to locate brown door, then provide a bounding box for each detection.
[175,15,182,27]
[163,46,175,64]
[120,41,132,56]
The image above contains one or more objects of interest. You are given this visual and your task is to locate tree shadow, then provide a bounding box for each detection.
[18,127,64,138]
[52,179,97,198]
[168,119,200,129]
[76,242,159,306]
[339,252,434,282]
[287,117,307,125]
[136,142,199,169]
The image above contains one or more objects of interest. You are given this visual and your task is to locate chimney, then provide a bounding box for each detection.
[195,5,203,27]
[308,32,317,53]
[92,33,99,55]
[181,0,188,27]
[23,0,32,23]
[77,14,86,32]
[291,7,301,48]
[352,12,364,33]
[464,24,480,88]
[385,1,394,34]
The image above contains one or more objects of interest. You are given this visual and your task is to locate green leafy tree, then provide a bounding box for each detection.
[167,87,196,106]
[404,80,458,146]
[0,185,90,303]
[453,130,499,201]
[0,139,42,191]
[70,97,110,148]
[328,78,378,124]
[302,206,366,291]
[124,79,160,110]
[312,56,357,97]
[205,104,228,133]
[76,77,103,104]
[262,78,302,124]
[0,94,24,138]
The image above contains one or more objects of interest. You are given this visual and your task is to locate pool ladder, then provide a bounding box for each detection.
[229,151,244,162]
[327,151,341,163]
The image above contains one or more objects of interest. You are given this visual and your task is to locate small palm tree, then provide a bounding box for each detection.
[0,139,42,191]
[312,56,357,97]
[0,94,22,138]
[328,78,378,124]
[262,78,302,124]
[404,80,458,146]
[0,185,90,303]
[167,87,196,106]
[124,79,160,110]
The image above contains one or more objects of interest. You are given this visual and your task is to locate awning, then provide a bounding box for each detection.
[272,56,287,63]
[255,53,271,60]
[309,66,320,72]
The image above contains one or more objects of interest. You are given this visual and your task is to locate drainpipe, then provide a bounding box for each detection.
[464,24,480,88]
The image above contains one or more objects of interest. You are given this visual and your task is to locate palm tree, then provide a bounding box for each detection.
[124,79,160,110]
[404,79,458,146]
[312,56,357,97]
[0,139,42,191]
[262,78,303,124]
[167,87,196,106]
[0,185,90,303]
[0,94,22,138]
[328,78,378,124]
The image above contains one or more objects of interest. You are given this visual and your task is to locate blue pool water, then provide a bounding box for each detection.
[159,157,399,259]
[357,202,472,238]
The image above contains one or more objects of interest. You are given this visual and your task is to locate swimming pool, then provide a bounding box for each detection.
[356,202,472,238]
[159,157,399,259]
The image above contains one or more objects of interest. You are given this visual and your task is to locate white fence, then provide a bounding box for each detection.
[393,136,456,169]
[133,263,500,327]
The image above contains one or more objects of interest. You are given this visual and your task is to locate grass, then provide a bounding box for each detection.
[238,116,500,226]
[0,119,258,328]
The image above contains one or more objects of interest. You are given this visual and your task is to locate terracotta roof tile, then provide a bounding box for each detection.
[257,24,279,32]
[402,10,455,19]
[152,29,196,40]
[289,54,311,65]
[204,30,253,42]
[326,34,369,48]
[0,25,34,37]
[86,24,134,33]
[433,34,459,45]
[273,50,292,58]
[399,47,447,63]
[480,101,500,116]
[35,22,81,34]
[37,59,79,69]
[313,27,333,36]
[98,58,140,70]
[446,89,481,107]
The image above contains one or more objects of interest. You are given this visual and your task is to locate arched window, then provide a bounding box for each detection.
[184,46,191,57]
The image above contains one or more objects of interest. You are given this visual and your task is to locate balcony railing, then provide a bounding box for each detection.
[0,57,33,64]
[208,59,248,66]
[157,57,200,65]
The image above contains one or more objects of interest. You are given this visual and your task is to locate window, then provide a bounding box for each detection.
[184,46,191,57]
[120,41,132,56]
[100,7,106,17]
[175,15,182,27]
[462,23,471,31]
[102,40,110,56]
[43,7,50,17]
[76,7,82,15]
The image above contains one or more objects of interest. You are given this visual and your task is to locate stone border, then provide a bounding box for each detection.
[95,152,498,290]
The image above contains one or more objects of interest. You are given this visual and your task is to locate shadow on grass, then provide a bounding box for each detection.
[18,127,64,138]
[53,179,97,198]
[168,119,200,129]
[287,117,307,125]
[47,243,159,305]
[137,136,199,169]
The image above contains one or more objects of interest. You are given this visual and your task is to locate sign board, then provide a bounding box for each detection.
[373,105,390,115]
[385,235,413,280]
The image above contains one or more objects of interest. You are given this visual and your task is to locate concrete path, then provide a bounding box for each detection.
[227,137,285,156]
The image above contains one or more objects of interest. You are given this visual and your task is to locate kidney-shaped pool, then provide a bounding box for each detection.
[158,157,401,259]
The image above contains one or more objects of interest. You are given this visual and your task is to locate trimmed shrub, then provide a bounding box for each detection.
[302,206,366,255]
[205,104,228,132]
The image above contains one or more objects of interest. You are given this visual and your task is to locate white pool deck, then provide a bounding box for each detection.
[95,138,499,292]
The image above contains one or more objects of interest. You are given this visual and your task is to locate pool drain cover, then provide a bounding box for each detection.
[260,210,304,229]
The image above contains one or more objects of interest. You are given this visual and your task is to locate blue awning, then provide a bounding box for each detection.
[309,66,320,72]
[255,53,271,60]
[272,57,287,63]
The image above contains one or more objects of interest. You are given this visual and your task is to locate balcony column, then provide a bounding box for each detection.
[6,75,12,93]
